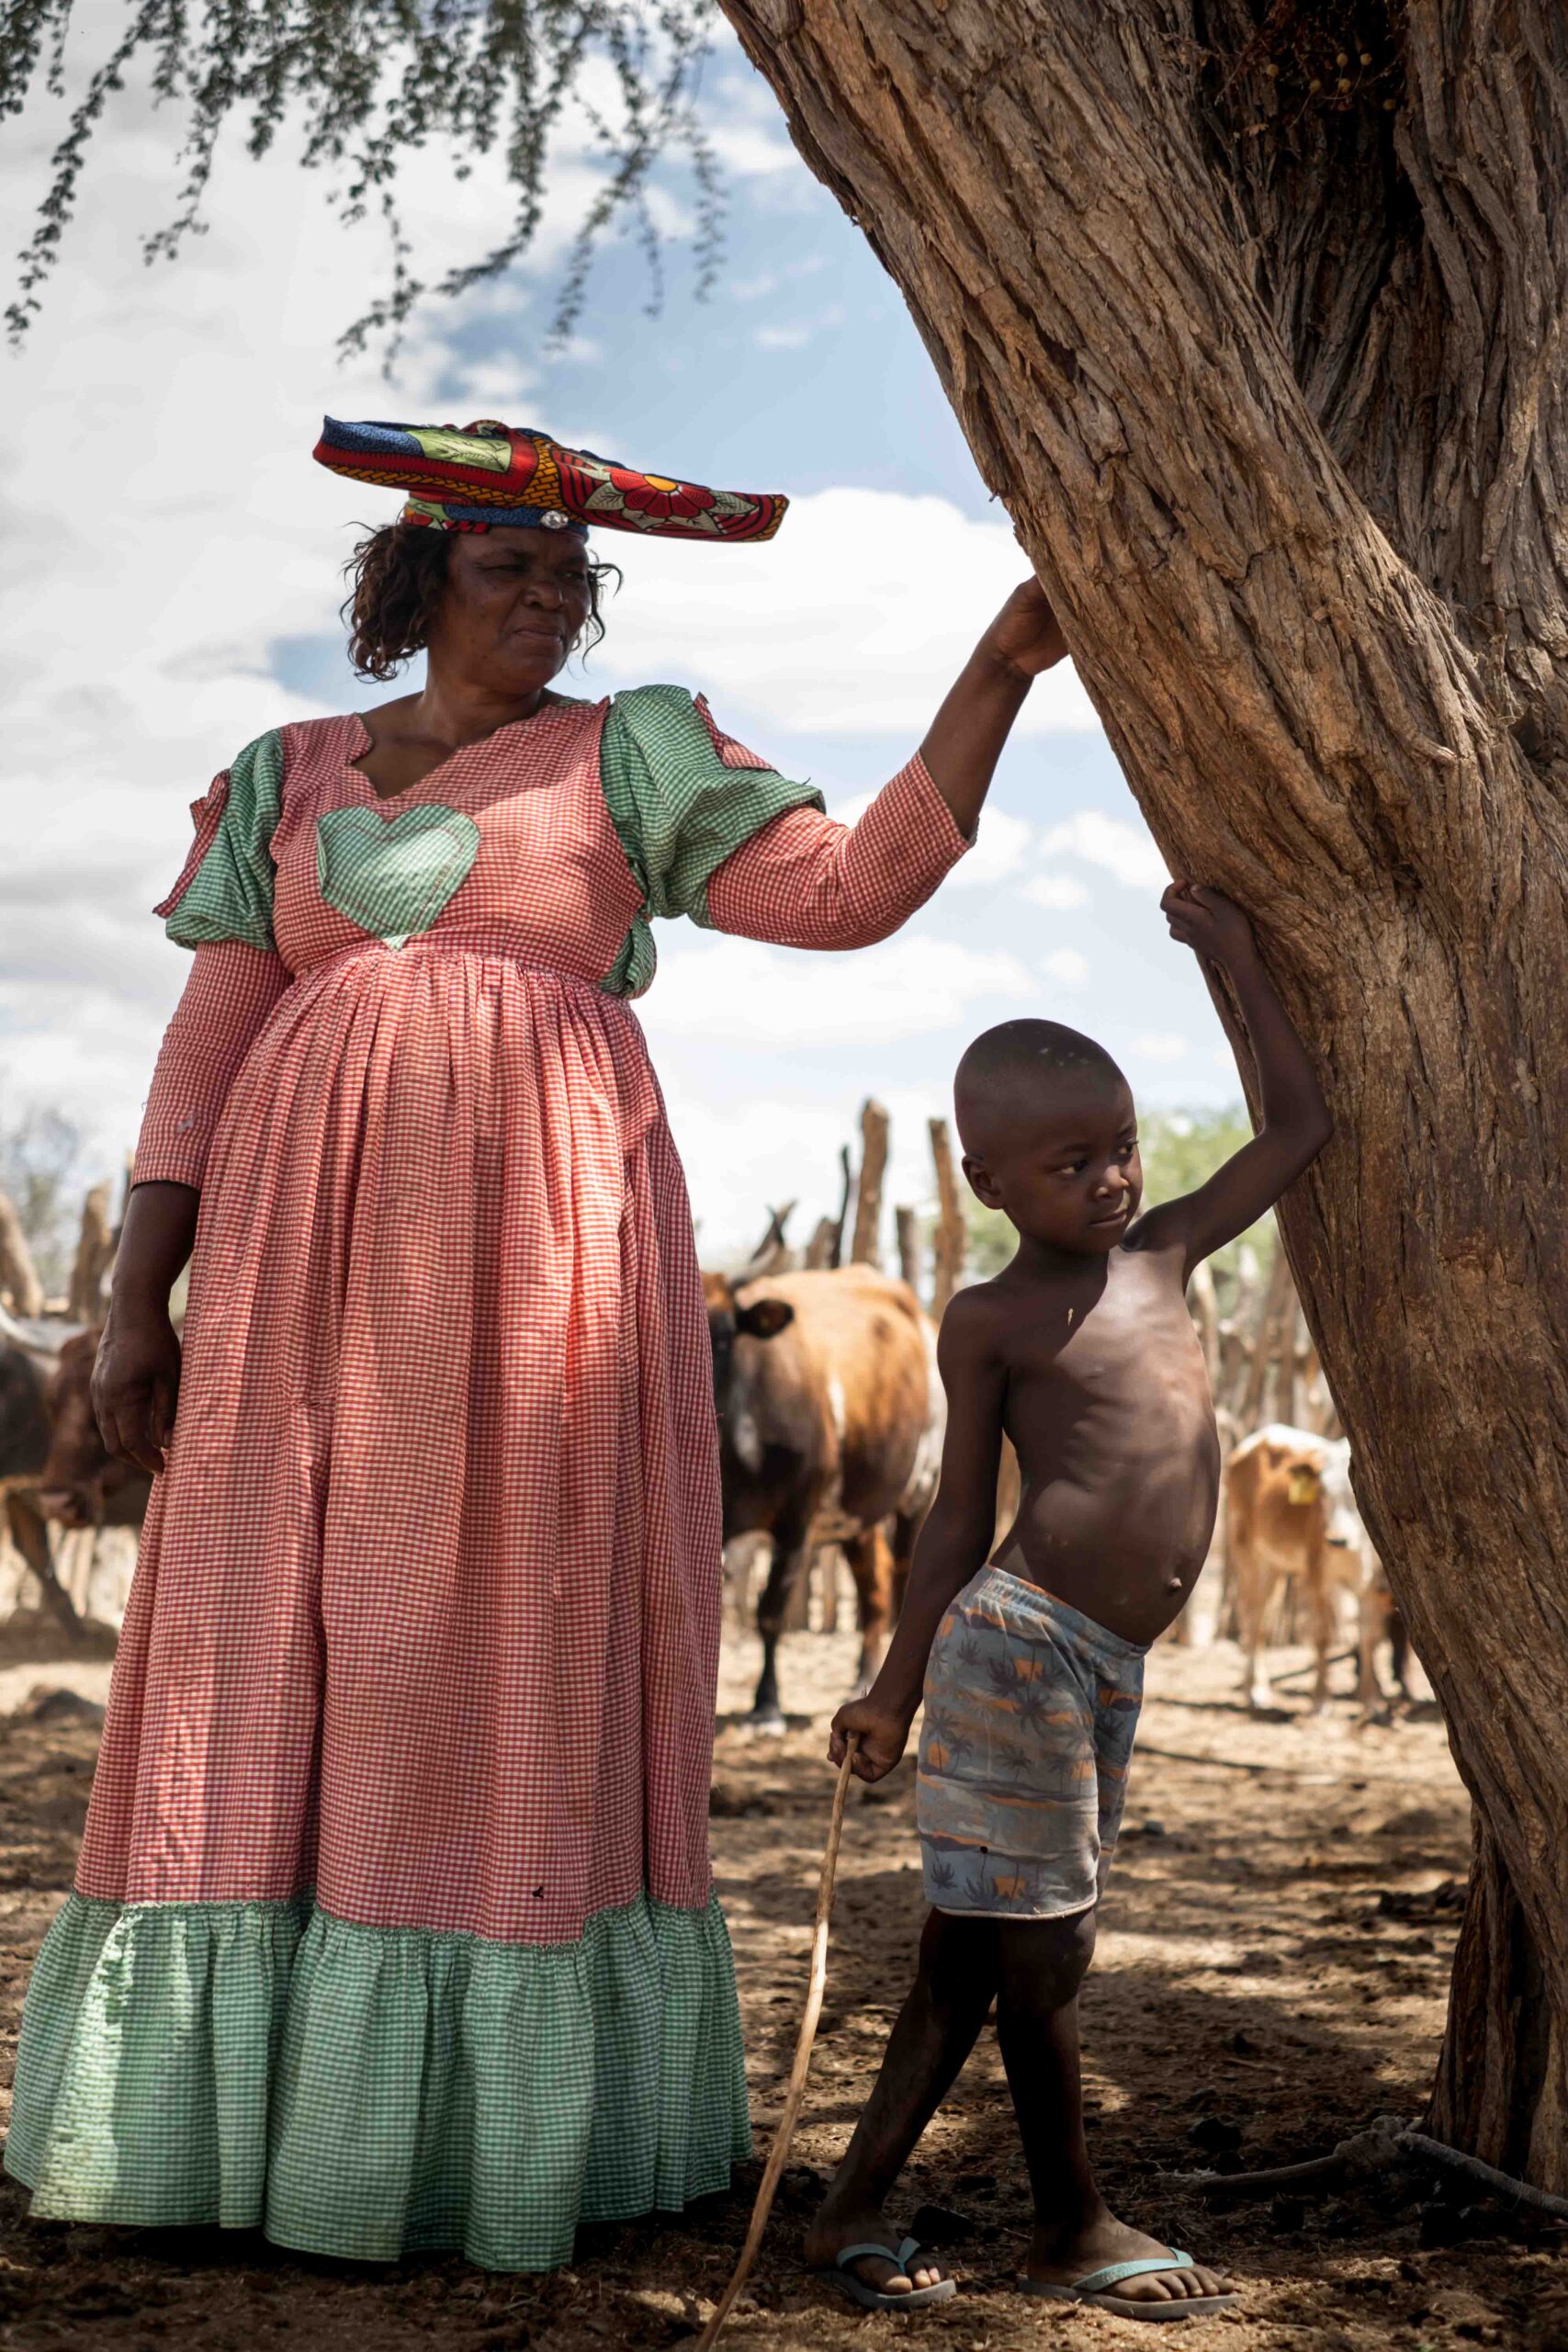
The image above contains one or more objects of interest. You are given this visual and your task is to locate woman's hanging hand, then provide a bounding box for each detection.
[976,576,1069,679]
[93,1306,184,1478]
[89,1180,200,1477]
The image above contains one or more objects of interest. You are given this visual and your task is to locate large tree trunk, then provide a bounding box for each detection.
[720,0,1568,2182]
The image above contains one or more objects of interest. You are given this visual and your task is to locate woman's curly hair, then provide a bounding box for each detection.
[341,524,618,683]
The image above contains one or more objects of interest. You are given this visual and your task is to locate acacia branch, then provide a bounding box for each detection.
[0,0,721,358]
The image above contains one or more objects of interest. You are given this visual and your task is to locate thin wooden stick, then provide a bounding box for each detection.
[694,1739,859,2352]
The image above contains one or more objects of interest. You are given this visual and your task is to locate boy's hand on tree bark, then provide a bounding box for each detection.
[1160,880,1258,968]
[829,1694,915,1781]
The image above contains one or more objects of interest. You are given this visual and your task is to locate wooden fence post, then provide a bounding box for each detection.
[850,1102,888,1268]
[1187,1258,1220,1386]
[895,1204,920,1294]
[0,1192,43,1318]
[930,1118,965,1317]
[68,1184,115,1324]
[1240,1238,1295,1432]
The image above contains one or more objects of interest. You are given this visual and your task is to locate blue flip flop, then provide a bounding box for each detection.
[818,2236,957,2310]
[1021,2248,1237,2320]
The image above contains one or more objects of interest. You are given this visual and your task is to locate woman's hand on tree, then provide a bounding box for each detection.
[92,1306,183,1478]
[978,577,1069,679]
[829,1693,915,1782]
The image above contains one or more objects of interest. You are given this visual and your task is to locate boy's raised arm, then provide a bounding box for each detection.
[829,1293,1005,1782]
[1136,884,1333,1280]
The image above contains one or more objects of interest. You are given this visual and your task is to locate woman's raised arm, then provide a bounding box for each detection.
[706,579,1067,952]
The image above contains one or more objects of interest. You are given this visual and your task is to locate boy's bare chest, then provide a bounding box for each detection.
[998,1261,1213,1437]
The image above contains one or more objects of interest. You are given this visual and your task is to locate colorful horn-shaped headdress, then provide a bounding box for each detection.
[313,417,788,542]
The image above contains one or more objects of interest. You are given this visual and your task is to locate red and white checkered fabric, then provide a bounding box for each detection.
[98,700,964,1941]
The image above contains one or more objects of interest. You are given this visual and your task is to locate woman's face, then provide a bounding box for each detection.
[425,526,594,699]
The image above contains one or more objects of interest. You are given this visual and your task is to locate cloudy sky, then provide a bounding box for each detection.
[0,9,1242,1257]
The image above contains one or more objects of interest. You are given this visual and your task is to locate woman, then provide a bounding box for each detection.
[5,418,1065,2271]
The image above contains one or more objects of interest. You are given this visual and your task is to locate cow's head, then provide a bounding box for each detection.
[1269,1430,1362,1553]
[1283,1455,1323,1510]
[703,1272,795,1444]
[1314,1437,1365,1554]
[36,1329,132,1528]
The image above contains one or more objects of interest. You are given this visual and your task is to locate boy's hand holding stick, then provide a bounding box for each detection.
[694,1736,860,2352]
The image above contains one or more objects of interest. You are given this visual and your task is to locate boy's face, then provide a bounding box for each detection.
[963,1077,1143,1257]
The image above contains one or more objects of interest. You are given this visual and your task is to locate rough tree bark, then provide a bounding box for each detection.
[718,0,1568,2183]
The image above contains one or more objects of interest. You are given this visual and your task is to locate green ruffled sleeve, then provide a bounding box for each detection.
[598,685,824,932]
[155,730,285,953]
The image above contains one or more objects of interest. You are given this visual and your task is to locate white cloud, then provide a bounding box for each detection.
[1038,809,1169,891]
[827,789,875,828]
[1040,947,1089,991]
[643,934,1035,1047]
[1133,1032,1189,1063]
[705,124,801,175]
[659,1091,852,1263]
[754,323,814,351]
[592,487,1105,740]
[660,1076,974,1266]
[1022,871,1091,910]
[948,807,1032,890]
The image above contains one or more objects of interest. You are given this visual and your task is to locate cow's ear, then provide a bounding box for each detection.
[738,1298,795,1341]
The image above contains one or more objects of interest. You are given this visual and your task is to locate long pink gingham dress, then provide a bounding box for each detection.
[7,690,965,2267]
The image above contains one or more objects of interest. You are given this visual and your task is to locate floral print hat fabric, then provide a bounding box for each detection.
[312,416,790,541]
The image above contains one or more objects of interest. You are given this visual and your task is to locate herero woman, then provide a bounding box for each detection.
[6,419,1065,2270]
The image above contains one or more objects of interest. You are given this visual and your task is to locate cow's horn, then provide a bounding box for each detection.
[0,1305,84,1359]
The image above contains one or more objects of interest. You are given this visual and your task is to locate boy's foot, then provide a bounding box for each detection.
[1024,2212,1232,2310]
[804,2210,953,2299]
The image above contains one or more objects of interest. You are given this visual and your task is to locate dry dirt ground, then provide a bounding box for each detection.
[0,1611,1560,2352]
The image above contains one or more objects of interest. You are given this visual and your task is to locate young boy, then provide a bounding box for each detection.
[805,881,1331,2319]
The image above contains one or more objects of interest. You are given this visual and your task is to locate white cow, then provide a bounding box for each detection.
[1225,1424,1409,1713]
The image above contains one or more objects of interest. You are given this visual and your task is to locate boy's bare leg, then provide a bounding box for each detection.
[997,1911,1230,2306]
[805,1908,998,2295]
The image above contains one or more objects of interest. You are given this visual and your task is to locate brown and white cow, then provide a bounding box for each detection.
[1224,1423,1408,1713]
[705,1264,942,1726]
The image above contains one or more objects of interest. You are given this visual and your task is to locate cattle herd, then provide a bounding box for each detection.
[705,1239,1414,1727]
[0,1172,1415,1722]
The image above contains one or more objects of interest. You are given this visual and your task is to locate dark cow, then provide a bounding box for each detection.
[0,1331,56,1609]
[705,1265,942,1726]
[0,1312,91,1635]
[36,1328,153,1534]
[0,1311,151,1634]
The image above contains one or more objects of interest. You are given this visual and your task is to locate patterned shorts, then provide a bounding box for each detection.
[916,1567,1146,1921]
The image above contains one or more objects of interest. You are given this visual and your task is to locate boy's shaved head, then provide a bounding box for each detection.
[955,1021,1128,1157]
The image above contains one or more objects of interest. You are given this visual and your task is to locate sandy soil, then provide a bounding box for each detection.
[0,1612,1559,2352]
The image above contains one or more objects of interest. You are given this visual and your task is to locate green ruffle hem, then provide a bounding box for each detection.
[4,1888,751,2272]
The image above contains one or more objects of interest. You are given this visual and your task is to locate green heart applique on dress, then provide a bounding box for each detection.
[316,804,482,948]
